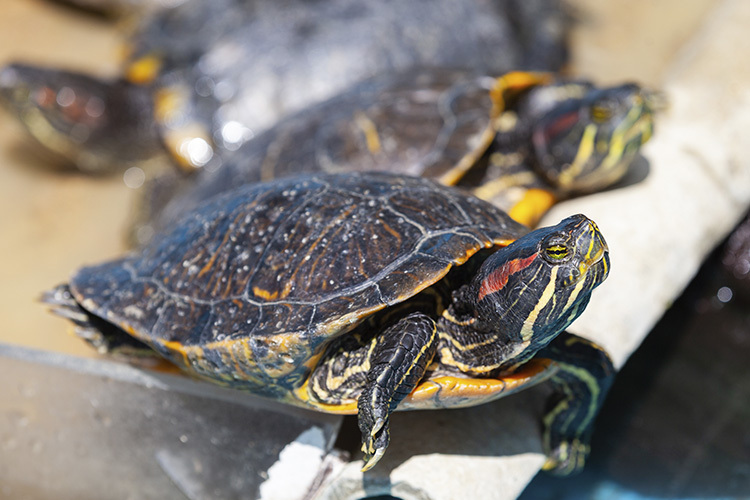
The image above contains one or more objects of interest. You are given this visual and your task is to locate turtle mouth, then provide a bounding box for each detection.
[564,222,609,286]
[642,88,669,113]
[563,250,609,288]
[582,250,610,285]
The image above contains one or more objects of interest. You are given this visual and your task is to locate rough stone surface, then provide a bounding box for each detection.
[314,388,548,500]
[0,344,342,500]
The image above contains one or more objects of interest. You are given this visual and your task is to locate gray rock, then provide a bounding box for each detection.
[0,344,342,500]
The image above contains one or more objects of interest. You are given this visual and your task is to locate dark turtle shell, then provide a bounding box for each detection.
[139,68,504,236]
[0,0,569,174]
[68,172,526,404]
[135,68,657,242]
[129,0,568,138]
[135,0,569,169]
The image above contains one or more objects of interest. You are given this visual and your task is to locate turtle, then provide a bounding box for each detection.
[136,67,657,244]
[44,171,614,474]
[47,0,165,17]
[0,0,569,174]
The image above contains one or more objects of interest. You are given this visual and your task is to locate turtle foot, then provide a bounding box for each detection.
[542,437,589,476]
[360,416,389,472]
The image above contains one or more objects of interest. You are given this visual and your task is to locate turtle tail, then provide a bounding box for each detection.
[42,283,154,357]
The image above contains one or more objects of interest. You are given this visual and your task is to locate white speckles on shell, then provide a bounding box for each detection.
[123,305,145,319]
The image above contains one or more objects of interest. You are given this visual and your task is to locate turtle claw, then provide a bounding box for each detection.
[542,438,589,476]
[361,446,386,472]
[360,416,389,472]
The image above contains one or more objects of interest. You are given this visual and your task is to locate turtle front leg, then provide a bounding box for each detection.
[358,312,438,471]
[537,331,615,475]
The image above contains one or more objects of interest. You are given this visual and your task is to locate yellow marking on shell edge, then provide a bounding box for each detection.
[401,358,553,410]
[117,321,141,339]
[252,286,279,301]
[437,123,496,186]
[354,112,382,154]
[154,87,182,124]
[508,188,557,227]
[126,54,162,85]
[161,340,192,369]
[156,96,214,172]
[558,123,597,188]
[489,72,554,120]
[519,266,559,342]
[436,73,553,188]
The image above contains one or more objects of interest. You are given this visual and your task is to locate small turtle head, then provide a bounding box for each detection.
[528,82,659,194]
[0,63,158,173]
[474,214,609,354]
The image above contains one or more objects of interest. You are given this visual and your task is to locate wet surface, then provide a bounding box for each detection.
[0,0,129,357]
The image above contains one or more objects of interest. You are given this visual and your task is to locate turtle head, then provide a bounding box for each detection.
[528,82,659,194]
[473,214,609,357]
[0,62,159,173]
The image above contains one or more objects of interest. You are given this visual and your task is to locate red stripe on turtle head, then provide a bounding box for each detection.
[477,253,538,302]
[533,109,580,152]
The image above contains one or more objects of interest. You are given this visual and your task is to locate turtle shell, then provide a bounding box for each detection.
[126,0,569,168]
[0,1,568,175]
[69,172,526,405]
[143,68,505,234]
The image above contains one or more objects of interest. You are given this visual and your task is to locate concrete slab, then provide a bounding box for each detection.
[0,343,343,500]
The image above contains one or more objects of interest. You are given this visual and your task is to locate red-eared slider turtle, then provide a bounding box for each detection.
[139,68,656,243]
[47,0,164,17]
[45,172,613,474]
[0,0,569,173]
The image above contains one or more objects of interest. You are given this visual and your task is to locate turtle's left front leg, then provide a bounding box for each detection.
[358,312,438,471]
[538,331,615,475]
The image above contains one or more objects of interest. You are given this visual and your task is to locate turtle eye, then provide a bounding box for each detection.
[545,244,569,261]
[590,103,613,123]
